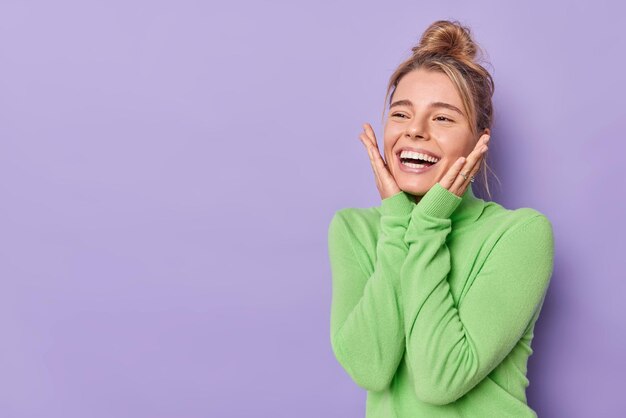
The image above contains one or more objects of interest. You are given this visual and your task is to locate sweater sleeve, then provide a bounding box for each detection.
[328,191,414,392]
[399,183,554,405]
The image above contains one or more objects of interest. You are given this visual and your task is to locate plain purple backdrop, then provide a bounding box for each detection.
[0,1,624,417]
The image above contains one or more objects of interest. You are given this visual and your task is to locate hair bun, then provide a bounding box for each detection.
[412,20,477,61]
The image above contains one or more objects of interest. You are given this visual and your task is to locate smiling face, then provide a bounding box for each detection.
[383,68,488,197]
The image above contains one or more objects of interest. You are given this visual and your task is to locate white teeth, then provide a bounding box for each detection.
[399,150,440,163]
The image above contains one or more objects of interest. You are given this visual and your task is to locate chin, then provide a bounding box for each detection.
[393,169,440,197]
[396,179,433,197]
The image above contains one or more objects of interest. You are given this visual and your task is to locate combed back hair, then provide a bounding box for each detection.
[381,19,500,199]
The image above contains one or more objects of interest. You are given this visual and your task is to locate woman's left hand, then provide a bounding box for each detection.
[358,123,401,200]
[439,134,490,197]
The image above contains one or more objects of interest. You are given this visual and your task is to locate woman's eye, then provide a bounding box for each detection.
[435,116,453,122]
[392,113,407,119]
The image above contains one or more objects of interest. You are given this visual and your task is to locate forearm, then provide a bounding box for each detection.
[329,191,414,391]
[398,184,554,405]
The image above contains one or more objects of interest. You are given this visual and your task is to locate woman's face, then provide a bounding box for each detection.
[383,68,489,197]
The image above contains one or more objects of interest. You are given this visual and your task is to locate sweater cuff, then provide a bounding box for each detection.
[414,182,462,219]
[381,191,415,216]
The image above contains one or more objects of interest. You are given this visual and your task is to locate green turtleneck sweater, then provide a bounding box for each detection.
[327,182,554,417]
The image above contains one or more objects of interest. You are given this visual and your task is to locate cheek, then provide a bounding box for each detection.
[385,125,403,137]
[441,140,472,158]
[383,129,401,149]
[383,137,395,155]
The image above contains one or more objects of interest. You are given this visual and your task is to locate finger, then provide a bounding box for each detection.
[370,147,384,190]
[440,157,467,190]
[358,132,376,156]
[365,133,393,177]
[465,134,489,164]
[364,133,398,194]
[367,142,385,188]
[453,146,485,192]
[473,133,490,152]
[358,134,368,151]
[358,134,377,170]
[463,148,486,186]
[362,124,379,156]
[361,135,383,189]
[452,144,487,194]
[363,123,378,146]
[364,123,389,163]
[366,132,393,170]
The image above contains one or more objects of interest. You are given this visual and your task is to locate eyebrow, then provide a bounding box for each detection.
[389,99,464,116]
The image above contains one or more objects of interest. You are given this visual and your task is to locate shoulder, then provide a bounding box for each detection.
[328,205,381,249]
[502,207,553,243]
[329,205,379,232]
[480,200,553,239]
[477,202,554,265]
[508,208,554,255]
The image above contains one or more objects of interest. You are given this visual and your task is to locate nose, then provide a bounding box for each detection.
[405,118,429,140]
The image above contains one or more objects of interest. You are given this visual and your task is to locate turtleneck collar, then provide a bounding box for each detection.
[450,184,485,227]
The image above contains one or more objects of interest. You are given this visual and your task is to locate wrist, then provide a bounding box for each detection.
[414,182,462,219]
[381,190,415,216]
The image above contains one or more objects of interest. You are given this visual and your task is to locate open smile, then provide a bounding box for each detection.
[395,148,441,174]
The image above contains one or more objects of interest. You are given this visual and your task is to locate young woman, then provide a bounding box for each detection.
[328,20,554,417]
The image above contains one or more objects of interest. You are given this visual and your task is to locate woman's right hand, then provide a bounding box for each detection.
[358,123,402,200]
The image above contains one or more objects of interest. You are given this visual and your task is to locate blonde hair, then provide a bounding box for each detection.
[381,19,500,199]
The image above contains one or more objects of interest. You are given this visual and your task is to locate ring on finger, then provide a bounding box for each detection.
[460,171,475,182]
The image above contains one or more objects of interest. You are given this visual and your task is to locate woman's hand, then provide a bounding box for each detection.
[439,134,490,197]
[358,122,490,200]
[358,123,401,200]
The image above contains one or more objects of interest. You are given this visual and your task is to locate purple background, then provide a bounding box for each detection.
[0,1,624,417]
